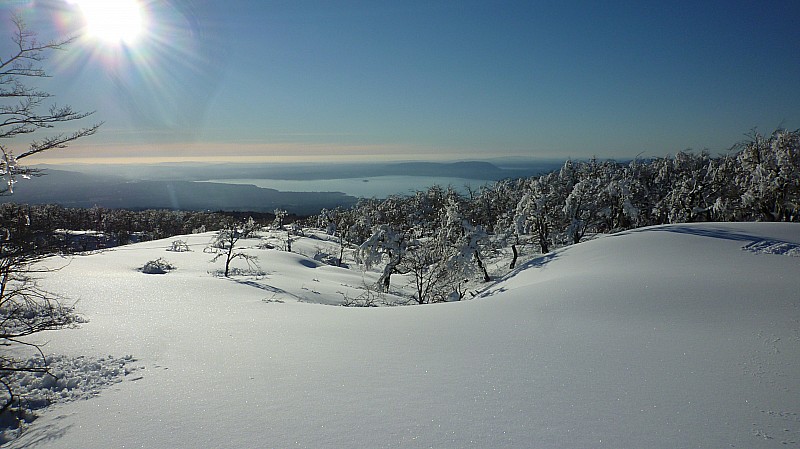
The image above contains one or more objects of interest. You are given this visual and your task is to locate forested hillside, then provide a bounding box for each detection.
[309,129,798,302]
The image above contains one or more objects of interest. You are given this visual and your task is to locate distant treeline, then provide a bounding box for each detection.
[313,128,799,259]
[0,204,302,253]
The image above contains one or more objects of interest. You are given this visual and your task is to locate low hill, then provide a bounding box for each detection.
[6,222,800,448]
[1,169,357,214]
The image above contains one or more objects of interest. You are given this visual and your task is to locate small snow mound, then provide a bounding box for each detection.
[1,354,141,443]
[743,240,800,257]
[298,259,320,269]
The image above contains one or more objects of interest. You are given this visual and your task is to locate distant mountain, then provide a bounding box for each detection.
[1,170,357,214]
[35,160,563,182]
[381,161,510,179]
[7,160,565,213]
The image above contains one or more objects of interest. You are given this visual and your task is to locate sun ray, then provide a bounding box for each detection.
[54,0,224,142]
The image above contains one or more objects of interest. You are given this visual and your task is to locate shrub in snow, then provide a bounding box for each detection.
[258,240,276,250]
[166,239,190,252]
[140,258,175,274]
[339,281,385,307]
[209,267,265,277]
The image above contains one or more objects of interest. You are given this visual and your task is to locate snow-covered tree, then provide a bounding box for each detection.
[736,129,800,221]
[317,208,337,236]
[356,224,407,293]
[439,197,491,283]
[563,158,622,244]
[514,173,562,254]
[602,176,638,231]
[654,151,716,223]
[271,209,295,251]
[471,178,527,268]
[400,237,464,304]
[272,209,287,230]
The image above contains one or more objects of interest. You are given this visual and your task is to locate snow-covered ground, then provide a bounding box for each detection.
[4,222,800,448]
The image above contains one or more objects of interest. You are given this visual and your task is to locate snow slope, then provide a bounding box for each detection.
[5,222,800,448]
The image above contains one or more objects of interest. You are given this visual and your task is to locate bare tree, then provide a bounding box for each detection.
[272,209,294,251]
[1,14,101,192]
[0,13,99,424]
[205,218,260,277]
[0,234,80,415]
[399,239,466,304]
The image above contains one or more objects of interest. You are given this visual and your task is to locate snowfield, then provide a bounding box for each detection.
[4,222,800,448]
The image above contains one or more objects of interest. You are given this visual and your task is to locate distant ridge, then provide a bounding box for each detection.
[384,161,509,180]
[1,170,357,214]
[34,160,562,182]
[8,160,566,213]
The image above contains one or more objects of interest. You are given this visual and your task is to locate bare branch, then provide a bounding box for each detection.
[0,14,76,76]
[19,122,103,159]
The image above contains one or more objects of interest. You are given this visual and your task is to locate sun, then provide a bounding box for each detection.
[74,0,145,45]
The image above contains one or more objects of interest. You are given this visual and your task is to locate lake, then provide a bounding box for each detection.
[204,176,491,198]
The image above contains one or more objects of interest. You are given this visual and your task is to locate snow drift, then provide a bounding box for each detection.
[5,222,799,448]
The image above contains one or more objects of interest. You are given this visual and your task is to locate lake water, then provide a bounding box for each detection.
[204,176,491,198]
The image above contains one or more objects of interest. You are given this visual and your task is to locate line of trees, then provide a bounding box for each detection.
[312,128,799,303]
[0,203,261,250]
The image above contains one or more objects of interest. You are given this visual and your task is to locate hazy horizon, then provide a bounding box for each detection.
[3,159,564,212]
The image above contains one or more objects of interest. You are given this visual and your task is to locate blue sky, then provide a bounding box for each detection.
[3,0,799,163]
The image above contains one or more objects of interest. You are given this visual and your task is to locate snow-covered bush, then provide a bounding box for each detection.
[140,258,175,274]
[339,282,385,307]
[166,240,190,252]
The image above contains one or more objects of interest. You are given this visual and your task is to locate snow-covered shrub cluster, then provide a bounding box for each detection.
[166,239,191,252]
[140,257,176,274]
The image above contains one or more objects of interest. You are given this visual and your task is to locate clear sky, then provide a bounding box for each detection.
[3,0,799,163]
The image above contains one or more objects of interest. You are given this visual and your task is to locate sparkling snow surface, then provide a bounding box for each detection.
[6,223,800,448]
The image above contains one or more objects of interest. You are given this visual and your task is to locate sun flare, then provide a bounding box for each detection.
[74,0,144,44]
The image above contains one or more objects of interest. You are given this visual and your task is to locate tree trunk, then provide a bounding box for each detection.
[224,244,234,277]
[474,250,490,282]
[509,244,518,269]
[379,255,399,293]
[537,223,550,254]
